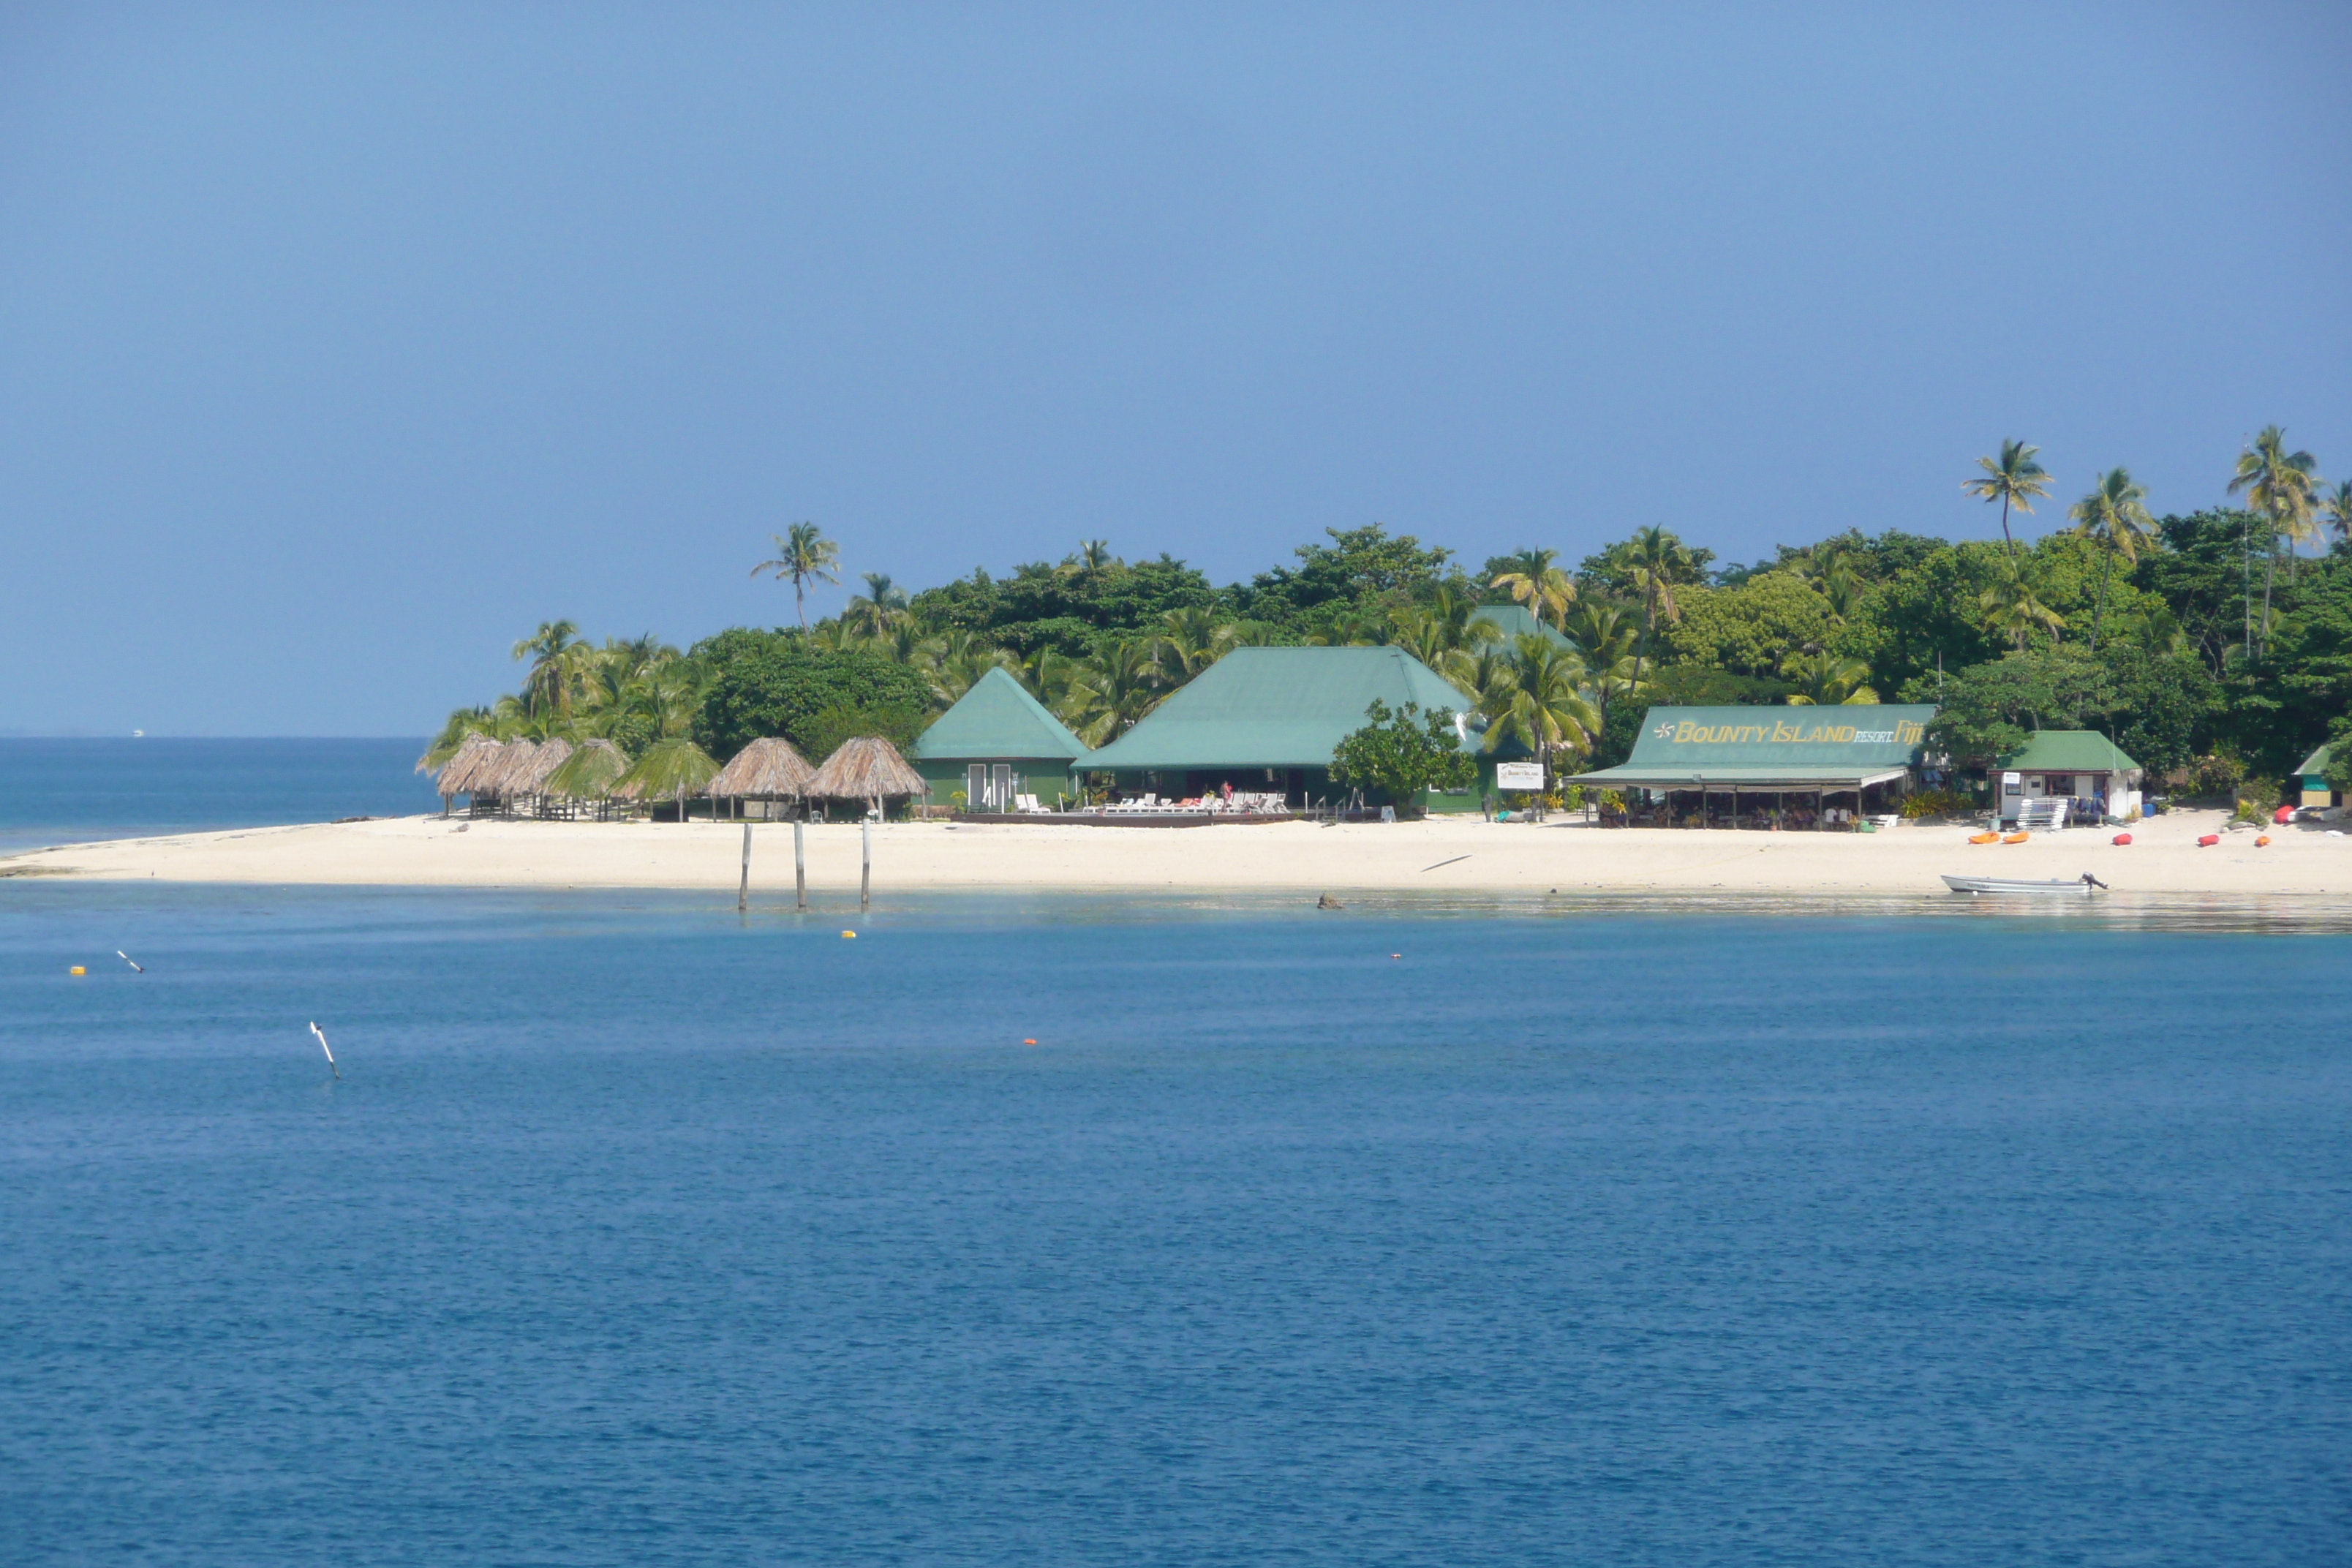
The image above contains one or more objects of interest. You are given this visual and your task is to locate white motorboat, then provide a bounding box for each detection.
[1940,873,2108,896]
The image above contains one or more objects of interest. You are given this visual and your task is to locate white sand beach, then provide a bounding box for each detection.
[7,807,2346,900]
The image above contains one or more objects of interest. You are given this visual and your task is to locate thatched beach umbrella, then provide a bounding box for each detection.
[512,738,570,796]
[706,737,815,817]
[615,737,722,823]
[546,738,630,799]
[807,736,927,815]
[478,739,542,811]
[431,734,502,812]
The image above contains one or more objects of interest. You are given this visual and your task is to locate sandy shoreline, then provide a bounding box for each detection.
[4,807,2347,902]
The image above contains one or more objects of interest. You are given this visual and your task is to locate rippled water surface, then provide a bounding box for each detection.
[3,886,2346,1565]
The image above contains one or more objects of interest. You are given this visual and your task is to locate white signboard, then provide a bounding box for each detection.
[1494,762,1545,791]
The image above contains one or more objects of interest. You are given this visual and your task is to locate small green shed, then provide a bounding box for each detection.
[2296,742,2338,809]
[910,666,1088,812]
[1997,730,2143,822]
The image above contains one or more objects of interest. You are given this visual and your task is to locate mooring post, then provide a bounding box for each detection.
[794,819,807,911]
[739,821,752,913]
[860,820,872,910]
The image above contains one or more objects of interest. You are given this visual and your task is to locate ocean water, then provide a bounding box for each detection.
[3,883,2346,1565]
[0,739,440,854]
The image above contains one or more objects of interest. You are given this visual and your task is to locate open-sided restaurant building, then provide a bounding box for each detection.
[1077,646,1501,813]
[1568,705,1937,826]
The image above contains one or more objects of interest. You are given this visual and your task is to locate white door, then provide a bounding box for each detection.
[967,764,987,810]
[991,764,1013,810]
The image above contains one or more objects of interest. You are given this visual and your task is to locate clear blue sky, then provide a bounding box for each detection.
[3,4,2345,736]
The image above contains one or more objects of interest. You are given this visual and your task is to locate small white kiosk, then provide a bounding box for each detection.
[1996,731,2143,826]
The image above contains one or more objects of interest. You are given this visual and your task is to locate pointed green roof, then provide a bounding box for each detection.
[1081,647,1474,771]
[1477,602,1575,648]
[2296,742,2331,778]
[2001,730,2141,775]
[911,666,1088,763]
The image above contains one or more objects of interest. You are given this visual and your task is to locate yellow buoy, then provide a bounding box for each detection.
[69,966,86,976]
[841,930,856,939]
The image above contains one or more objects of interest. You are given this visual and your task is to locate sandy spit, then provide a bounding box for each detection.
[5,807,2346,900]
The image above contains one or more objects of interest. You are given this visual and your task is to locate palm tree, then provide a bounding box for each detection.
[1055,540,1119,578]
[2323,479,2352,548]
[1490,548,1576,630]
[616,737,720,824]
[840,572,911,639]
[1387,588,1501,685]
[1621,525,1693,691]
[1064,640,1165,746]
[420,706,498,771]
[1306,609,1392,647]
[1151,607,1236,684]
[2228,426,2321,656]
[510,620,584,717]
[1779,650,1879,705]
[1482,636,1599,787]
[1978,561,2065,651]
[919,629,1017,707]
[1963,439,2053,559]
[1561,601,1640,738]
[750,522,841,630]
[2067,467,2157,653]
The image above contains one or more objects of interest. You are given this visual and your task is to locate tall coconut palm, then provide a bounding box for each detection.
[1056,540,1119,578]
[2228,426,2321,656]
[2323,479,2352,547]
[1963,439,2053,559]
[1779,650,1879,705]
[510,620,584,717]
[1482,636,1598,785]
[750,521,841,630]
[1978,561,2065,651]
[1560,600,1638,723]
[1065,640,1165,747]
[841,572,911,638]
[1621,525,1693,691]
[1490,548,1576,630]
[2067,467,2157,653]
[920,630,1017,707]
[1151,607,1236,684]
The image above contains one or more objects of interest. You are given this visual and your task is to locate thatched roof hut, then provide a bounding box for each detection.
[707,737,815,799]
[478,739,543,798]
[509,738,572,796]
[433,734,504,796]
[546,738,630,799]
[807,736,928,803]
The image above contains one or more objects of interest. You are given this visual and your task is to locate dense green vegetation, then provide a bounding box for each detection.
[430,431,2351,800]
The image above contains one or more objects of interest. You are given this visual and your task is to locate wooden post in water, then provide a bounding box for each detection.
[739,822,752,913]
[794,819,807,910]
[860,819,872,910]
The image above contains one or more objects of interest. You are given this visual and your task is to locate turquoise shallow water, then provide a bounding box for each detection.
[3,883,2347,1565]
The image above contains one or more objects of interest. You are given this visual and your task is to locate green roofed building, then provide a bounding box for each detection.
[1995,730,2143,823]
[910,666,1088,812]
[1475,603,1575,649]
[1079,646,1490,813]
[2296,742,2339,810]
[1567,704,1937,826]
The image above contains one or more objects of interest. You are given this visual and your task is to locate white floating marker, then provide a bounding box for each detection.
[309,1021,341,1080]
[117,951,143,973]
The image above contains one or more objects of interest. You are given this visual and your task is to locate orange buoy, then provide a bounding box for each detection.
[2197,833,2220,847]
[2002,832,2029,845]
[1969,832,2000,845]
[841,930,857,939]
[2111,832,2132,845]
[1022,1038,1037,1045]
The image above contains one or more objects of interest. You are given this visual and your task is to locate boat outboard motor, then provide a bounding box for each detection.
[2081,873,2109,890]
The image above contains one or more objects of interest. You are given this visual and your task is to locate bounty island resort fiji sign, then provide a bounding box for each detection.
[1567,704,1940,790]
[1652,714,1928,750]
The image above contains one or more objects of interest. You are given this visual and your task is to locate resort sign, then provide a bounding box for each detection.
[1651,717,1929,748]
[1493,761,1545,791]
